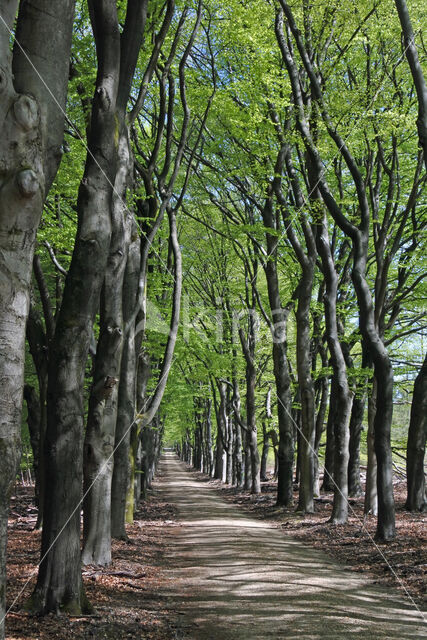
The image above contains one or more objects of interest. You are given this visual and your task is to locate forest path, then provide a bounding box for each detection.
[155,452,425,639]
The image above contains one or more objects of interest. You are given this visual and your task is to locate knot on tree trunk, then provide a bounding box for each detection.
[13,95,39,131]
[93,376,118,401]
[16,169,39,198]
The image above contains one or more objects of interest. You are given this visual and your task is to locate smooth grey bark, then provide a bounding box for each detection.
[323,379,337,491]
[317,215,353,524]
[23,384,41,502]
[82,0,149,563]
[364,378,378,516]
[260,185,294,505]
[12,0,75,195]
[347,392,366,497]
[110,221,140,539]
[32,0,120,613]
[31,250,59,524]
[26,293,49,525]
[406,353,427,511]
[0,5,42,633]
[311,293,328,498]
[225,422,234,485]
[260,422,269,481]
[132,344,151,510]
[269,112,317,512]
[140,418,163,498]
[275,180,317,512]
[239,319,261,494]
[205,399,214,477]
[232,380,244,488]
[293,392,302,484]
[88,0,182,541]
[276,2,396,540]
[82,130,133,566]
[342,207,395,538]
[214,429,225,481]
[295,267,316,514]
[0,0,75,631]
[394,0,427,168]
[243,431,252,490]
[214,383,227,482]
[194,424,201,471]
[313,372,329,497]
[232,420,243,486]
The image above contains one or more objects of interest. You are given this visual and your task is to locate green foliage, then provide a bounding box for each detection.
[23,0,425,461]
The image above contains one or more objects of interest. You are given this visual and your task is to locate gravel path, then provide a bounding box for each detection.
[155,452,426,639]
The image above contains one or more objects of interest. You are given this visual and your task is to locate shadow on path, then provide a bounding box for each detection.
[155,453,426,639]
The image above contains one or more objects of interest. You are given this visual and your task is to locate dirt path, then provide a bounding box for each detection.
[155,452,426,640]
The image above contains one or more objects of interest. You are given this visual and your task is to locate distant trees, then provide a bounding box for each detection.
[1,0,425,637]
[171,0,425,541]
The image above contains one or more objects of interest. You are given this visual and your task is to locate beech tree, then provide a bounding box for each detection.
[394,0,427,166]
[406,352,427,511]
[275,0,418,541]
[0,0,75,635]
[30,0,123,613]
[82,0,174,566]
[2,1,425,635]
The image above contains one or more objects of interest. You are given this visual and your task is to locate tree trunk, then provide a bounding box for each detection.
[110,222,140,539]
[261,197,294,505]
[194,422,202,471]
[317,214,353,524]
[364,378,378,516]
[214,429,225,481]
[394,0,427,167]
[82,130,132,566]
[32,0,120,612]
[313,374,328,498]
[239,315,261,494]
[232,383,244,488]
[348,390,366,497]
[226,431,233,484]
[23,385,41,503]
[126,348,151,521]
[293,395,302,485]
[260,422,269,481]
[275,0,395,540]
[0,0,76,627]
[406,353,427,511]
[243,430,252,491]
[0,3,42,632]
[322,380,336,491]
[296,266,316,513]
[224,388,233,484]
[26,297,49,528]
[205,399,214,477]
[244,353,261,494]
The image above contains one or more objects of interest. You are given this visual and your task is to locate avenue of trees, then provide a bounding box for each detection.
[0,0,425,638]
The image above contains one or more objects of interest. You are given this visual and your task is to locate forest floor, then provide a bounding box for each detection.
[5,454,426,639]
[6,486,178,640]
[212,473,427,610]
